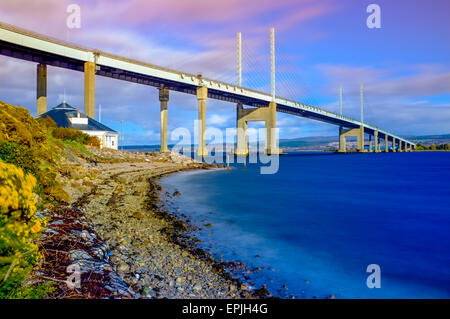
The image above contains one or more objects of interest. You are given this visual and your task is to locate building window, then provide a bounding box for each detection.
[112,139,114,147]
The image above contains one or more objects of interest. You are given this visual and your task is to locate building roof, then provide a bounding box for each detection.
[40,103,117,133]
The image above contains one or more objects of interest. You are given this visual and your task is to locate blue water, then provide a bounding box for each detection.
[159,152,450,299]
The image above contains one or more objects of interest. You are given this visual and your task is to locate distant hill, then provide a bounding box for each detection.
[121,134,450,152]
[280,136,338,148]
[280,134,450,150]
[407,134,450,140]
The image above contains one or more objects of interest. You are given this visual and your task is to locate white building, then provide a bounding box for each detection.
[40,102,119,149]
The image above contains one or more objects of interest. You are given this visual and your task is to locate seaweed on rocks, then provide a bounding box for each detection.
[36,205,132,299]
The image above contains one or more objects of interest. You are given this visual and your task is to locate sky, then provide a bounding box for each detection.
[0,0,449,145]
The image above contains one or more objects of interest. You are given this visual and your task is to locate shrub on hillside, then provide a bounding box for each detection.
[0,102,46,147]
[36,116,57,132]
[0,102,68,202]
[86,136,100,148]
[37,167,70,203]
[52,127,89,144]
[0,142,38,176]
[0,161,43,298]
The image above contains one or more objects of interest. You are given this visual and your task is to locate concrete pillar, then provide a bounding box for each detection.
[338,126,364,153]
[235,103,279,155]
[266,102,278,155]
[392,137,396,152]
[374,130,379,152]
[338,127,346,153]
[236,104,248,156]
[369,135,373,152]
[357,125,364,152]
[197,86,208,157]
[159,88,169,153]
[36,63,47,116]
[84,61,96,119]
[385,134,389,152]
[399,140,403,152]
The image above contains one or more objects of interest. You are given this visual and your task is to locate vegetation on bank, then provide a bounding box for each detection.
[0,101,102,298]
[415,143,450,151]
[0,161,45,298]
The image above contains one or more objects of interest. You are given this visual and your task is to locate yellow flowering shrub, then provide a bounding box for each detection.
[0,101,68,202]
[0,161,42,298]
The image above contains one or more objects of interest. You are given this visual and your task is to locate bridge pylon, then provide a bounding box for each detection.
[159,87,169,153]
[36,63,47,116]
[384,134,389,152]
[197,86,208,157]
[338,126,365,153]
[374,130,379,152]
[235,102,279,155]
[84,61,96,119]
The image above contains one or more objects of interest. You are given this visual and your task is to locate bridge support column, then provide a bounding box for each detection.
[36,63,47,116]
[374,130,379,152]
[399,140,403,152]
[385,134,389,152]
[358,126,365,152]
[338,127,346,153]
[236,104,248,156]
[369,135,373,152]
[338,126,364,153]
[159,87,169,153]
[197,86,208,157]
[392,138,396,152]
[84,61,96,119]
[235,102,279,155]
[266,102,279,155]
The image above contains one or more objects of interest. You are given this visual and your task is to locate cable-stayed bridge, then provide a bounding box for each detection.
[0,22,415,154]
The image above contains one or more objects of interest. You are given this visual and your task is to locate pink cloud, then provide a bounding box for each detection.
[319,64,450,97]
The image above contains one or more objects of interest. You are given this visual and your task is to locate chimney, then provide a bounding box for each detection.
[77,109,80,118]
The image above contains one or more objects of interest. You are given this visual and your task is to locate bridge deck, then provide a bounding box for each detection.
[0,22,414,145]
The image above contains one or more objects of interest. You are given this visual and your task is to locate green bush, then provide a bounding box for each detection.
[0,101,68,202]
[52,127,89,144]
[0,102,46,147]
[37,167,70,203]
[7,282,55,299]
[36,116,57,132]
[0,142,38,176]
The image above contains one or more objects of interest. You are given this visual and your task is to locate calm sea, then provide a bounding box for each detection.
[159,152,450,298]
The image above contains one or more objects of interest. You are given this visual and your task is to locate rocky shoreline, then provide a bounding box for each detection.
[34,150,266,299]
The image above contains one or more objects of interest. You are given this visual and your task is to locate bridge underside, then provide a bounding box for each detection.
[0,40,367,130]
[0,40,268,108]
